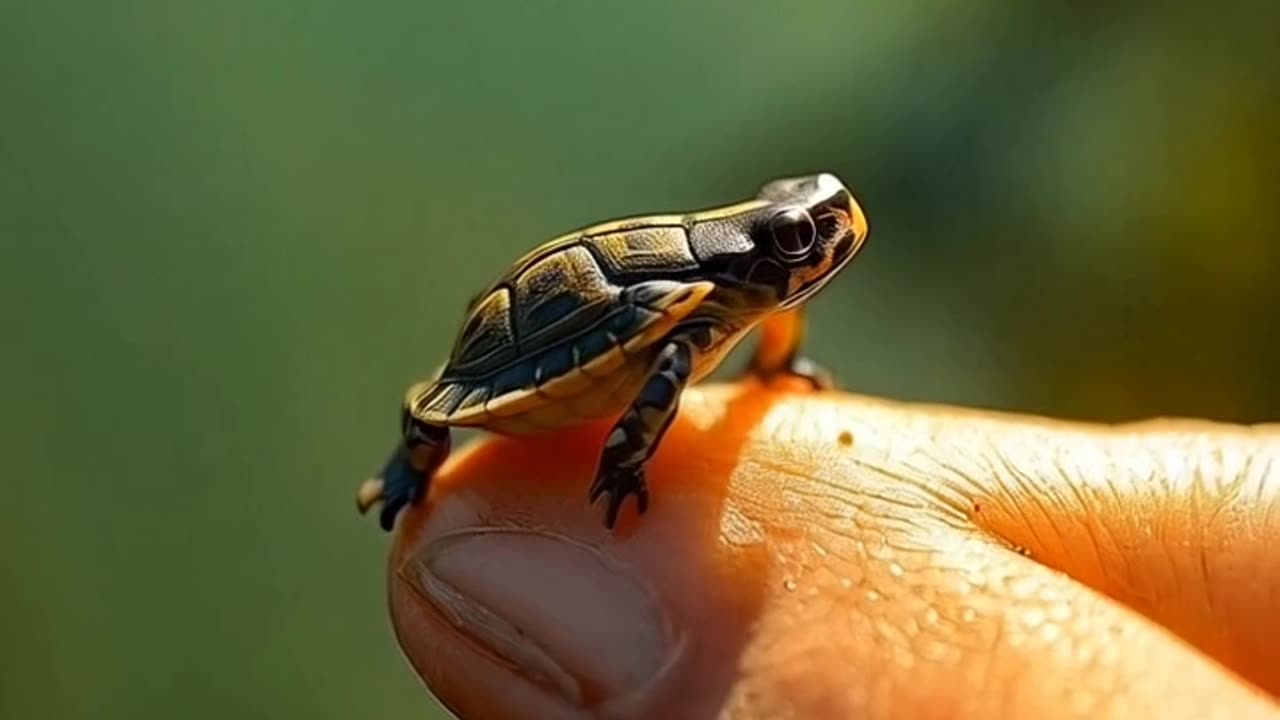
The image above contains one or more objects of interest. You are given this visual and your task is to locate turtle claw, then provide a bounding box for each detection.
[357,444,428,532]
[589,465,649,529]
[355,477,385,514]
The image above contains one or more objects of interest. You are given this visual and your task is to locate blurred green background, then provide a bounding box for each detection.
[2,1,1276,718]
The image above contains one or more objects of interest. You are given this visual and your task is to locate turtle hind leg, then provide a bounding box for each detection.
[590,336,693,528]
[357,418,451,532]
[747,308,835,390]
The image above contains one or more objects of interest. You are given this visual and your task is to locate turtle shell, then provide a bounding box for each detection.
[408,225,715,426]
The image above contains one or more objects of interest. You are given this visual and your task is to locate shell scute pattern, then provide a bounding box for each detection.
[421,226,717,425]
[450,287,517,371]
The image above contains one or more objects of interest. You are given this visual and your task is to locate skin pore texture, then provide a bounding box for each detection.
[382,379,1280,720]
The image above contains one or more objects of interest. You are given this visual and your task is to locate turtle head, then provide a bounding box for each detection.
[753,173,869,310]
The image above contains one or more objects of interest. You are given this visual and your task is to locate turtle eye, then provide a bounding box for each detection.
[768,208,816,263]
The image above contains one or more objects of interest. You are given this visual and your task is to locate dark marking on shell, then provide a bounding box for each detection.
[604,304,659,341]
[523,293,581,335]
[535,343,577,386]
[489,360,537,400]
[452,287,518,370]
[603,330,625,358]
[512,245,614,350]
[574,327,615,364]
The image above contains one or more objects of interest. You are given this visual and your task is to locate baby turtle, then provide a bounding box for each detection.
[357,173,869,530]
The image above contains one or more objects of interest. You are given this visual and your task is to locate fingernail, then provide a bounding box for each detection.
[399,527,675,708]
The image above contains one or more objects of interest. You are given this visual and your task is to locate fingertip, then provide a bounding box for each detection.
[384,385,799,718]
[383,383,876,718]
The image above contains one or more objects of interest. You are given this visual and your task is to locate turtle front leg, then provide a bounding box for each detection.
[590,336,693,529]
[356,414,451,532]
[748,307,835,390]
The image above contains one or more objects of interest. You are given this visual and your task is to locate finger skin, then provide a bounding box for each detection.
[937,408,1280,695]
[384,382,1280,719]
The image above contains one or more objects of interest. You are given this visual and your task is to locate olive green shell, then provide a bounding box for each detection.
[408,224,716,426]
